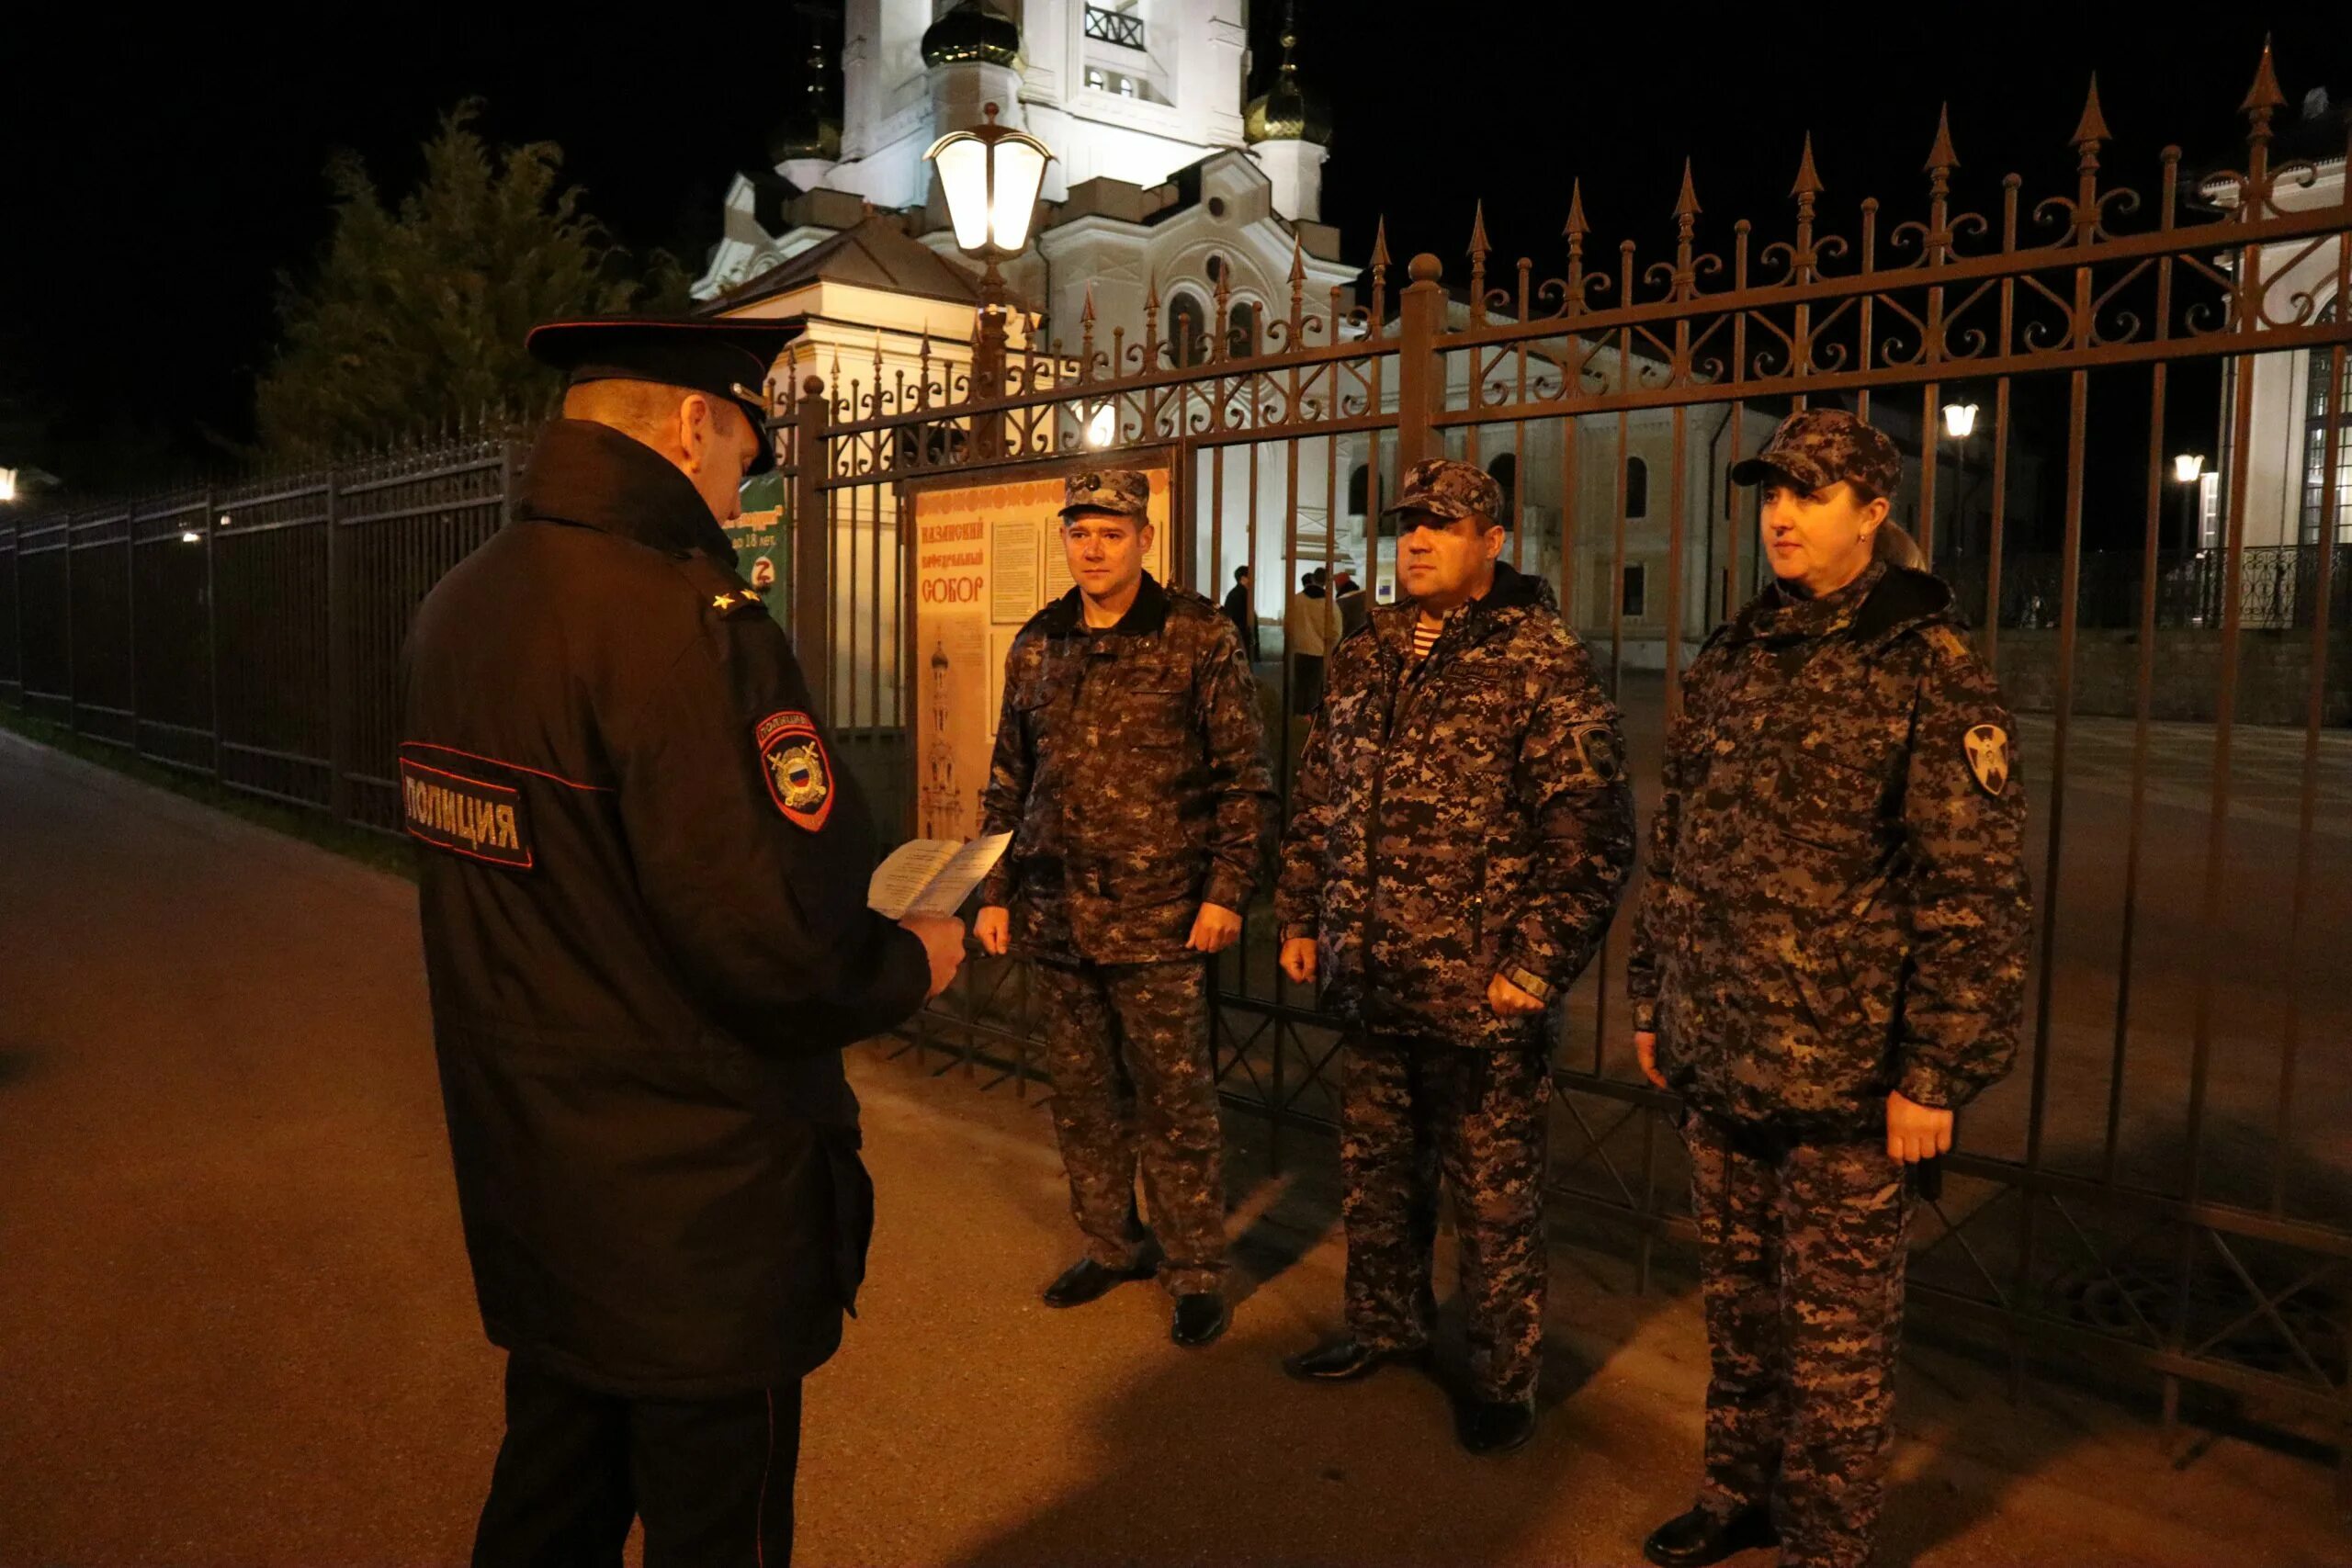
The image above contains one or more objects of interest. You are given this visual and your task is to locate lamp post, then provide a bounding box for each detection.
[1940,401,1979,557]
[924,102,1053,459]
[2173,452,2206,558]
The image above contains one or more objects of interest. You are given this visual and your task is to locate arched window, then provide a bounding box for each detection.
[2304,297,2348,544]
[1625,455,1649,519]
[1227,299,1258,359]
[1487,453,1518,521]
[1347,464,1369,516]
[1168,292,1206,369]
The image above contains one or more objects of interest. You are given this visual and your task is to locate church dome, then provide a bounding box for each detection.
[922,0,1021,68]
[768,28,842,164]
[1244,23,1331,146]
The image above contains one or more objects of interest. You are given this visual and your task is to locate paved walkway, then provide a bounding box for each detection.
[0,730,2343,1566]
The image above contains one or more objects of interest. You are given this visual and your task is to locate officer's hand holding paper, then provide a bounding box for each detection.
[875,835,1008,998]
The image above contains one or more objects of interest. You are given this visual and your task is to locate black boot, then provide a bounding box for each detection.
[1170,1292,1229,1347]
[1641,1503,1777,1567]
[1282,1338,1431,1382]
[1041,1257,1155,1308]
[1457,1397,1537,1456]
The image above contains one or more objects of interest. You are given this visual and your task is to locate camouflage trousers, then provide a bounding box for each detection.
[1031,958,1226,1296]
[1340,1038,1552,1403]
[1682,1113,1914,1568]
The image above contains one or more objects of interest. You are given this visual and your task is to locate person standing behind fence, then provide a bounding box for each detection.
[1285,568,1338,714]
[401,317,967,1568]
[1223,563,1262,662]
[1626,409,2030,1568]
[973,469,1276,1348]
[1275,457,1634,1456]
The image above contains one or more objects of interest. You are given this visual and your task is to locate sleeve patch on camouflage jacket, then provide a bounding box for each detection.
[1573,724,1624,784]
[1964,723,2012,796]
[755,710,835,831]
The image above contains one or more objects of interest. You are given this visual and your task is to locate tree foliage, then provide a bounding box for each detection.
[254,102,690,461]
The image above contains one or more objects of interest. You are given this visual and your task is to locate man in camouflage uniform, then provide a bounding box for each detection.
[975,468,1276,1348]
[1627,410,2032,1568]
[1275,457,1634,1455]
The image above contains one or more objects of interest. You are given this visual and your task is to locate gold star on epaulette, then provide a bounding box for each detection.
[713,593,735,611]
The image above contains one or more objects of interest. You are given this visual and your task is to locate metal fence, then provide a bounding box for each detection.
[1,433,515,827]
[781,53,2352,1507]
[1965,544,2352,629]
[4,48,2349,1511]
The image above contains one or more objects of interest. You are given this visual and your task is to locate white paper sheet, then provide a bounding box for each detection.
[866,832,1012,919]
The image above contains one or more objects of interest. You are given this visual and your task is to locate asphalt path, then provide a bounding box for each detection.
[1,730,2341,1565]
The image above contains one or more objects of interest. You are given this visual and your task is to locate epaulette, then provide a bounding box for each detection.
[679,555,770,621]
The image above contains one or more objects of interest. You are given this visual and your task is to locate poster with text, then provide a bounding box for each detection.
[911,457,1173,843]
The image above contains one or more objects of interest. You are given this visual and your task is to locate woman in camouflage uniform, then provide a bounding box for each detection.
[1628,410,2031,1568]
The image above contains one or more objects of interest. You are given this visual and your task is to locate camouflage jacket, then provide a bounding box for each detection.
[1625,561,2031,1133]
[1275,563,1636,1049]
[979,572,1277,965]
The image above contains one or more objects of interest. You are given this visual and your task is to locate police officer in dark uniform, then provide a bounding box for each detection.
[1627,410,2031,1568]
[401,317,967,1567]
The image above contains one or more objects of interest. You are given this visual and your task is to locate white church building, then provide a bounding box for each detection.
[685,1,1868,674]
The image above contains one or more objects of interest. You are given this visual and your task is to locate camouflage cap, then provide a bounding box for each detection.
[1059,468,1151,518]
[1730,408,1903,498]
[1383,457,1507,527]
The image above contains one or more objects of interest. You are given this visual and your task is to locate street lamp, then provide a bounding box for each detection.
[2173,453,2207,557]
[1084,403,1117,449]
[1940,402,1980,557]
[0,468,17,504]
[924,102,1054,457]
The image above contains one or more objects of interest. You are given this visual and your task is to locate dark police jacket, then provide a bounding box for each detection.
[1276,562,1635,1049]
[978,572,1276,965]
[1624,562,2031,1135]
[400,419,928,1398]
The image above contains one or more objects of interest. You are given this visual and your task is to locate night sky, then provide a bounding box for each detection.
[3,1,2346,509]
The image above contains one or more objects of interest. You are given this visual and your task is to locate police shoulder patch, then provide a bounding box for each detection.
[755,710,834,831]
[400,754,535,869]
[1963,722,2011,796]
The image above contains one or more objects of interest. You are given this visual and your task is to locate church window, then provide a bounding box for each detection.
[1487,453,1518,522]
[1168,292,1207,368]
[1227,299,1258,359]
[1347,464,1369,516]
[2302,297,2349,545]
[1621,562,1648,619]
[1084,6,1146,49]
[1625,456,1649,519]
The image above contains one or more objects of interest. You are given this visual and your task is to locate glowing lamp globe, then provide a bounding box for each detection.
[923,103,1054,258]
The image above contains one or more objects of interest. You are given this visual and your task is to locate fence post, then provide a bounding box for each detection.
[791,377,831,716]
[62,509,77,735]
[126,501,141,755]
[1395,253,1448,470]
[3,514,16,707]
[205,488,222,779]
[324,468,351,822]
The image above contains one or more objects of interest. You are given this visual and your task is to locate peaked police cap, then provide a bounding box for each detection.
[526,316,797,474]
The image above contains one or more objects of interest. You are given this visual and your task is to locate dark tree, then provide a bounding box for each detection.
[254,102,690,460]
